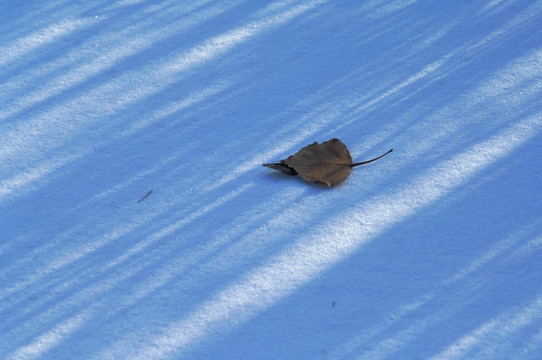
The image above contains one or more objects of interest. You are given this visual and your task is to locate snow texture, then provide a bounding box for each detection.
[1,0,542,359]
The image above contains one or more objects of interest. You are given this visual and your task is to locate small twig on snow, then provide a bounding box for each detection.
[137,190,153,203]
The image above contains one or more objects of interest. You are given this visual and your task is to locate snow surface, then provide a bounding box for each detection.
[1,0,542,359]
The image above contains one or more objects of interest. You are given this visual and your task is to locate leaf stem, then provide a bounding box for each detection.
[350,149,393,167]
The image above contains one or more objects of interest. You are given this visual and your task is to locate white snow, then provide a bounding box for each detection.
[1,0,542,359]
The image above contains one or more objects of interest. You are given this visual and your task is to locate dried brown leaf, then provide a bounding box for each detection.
[263,138,392,187]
